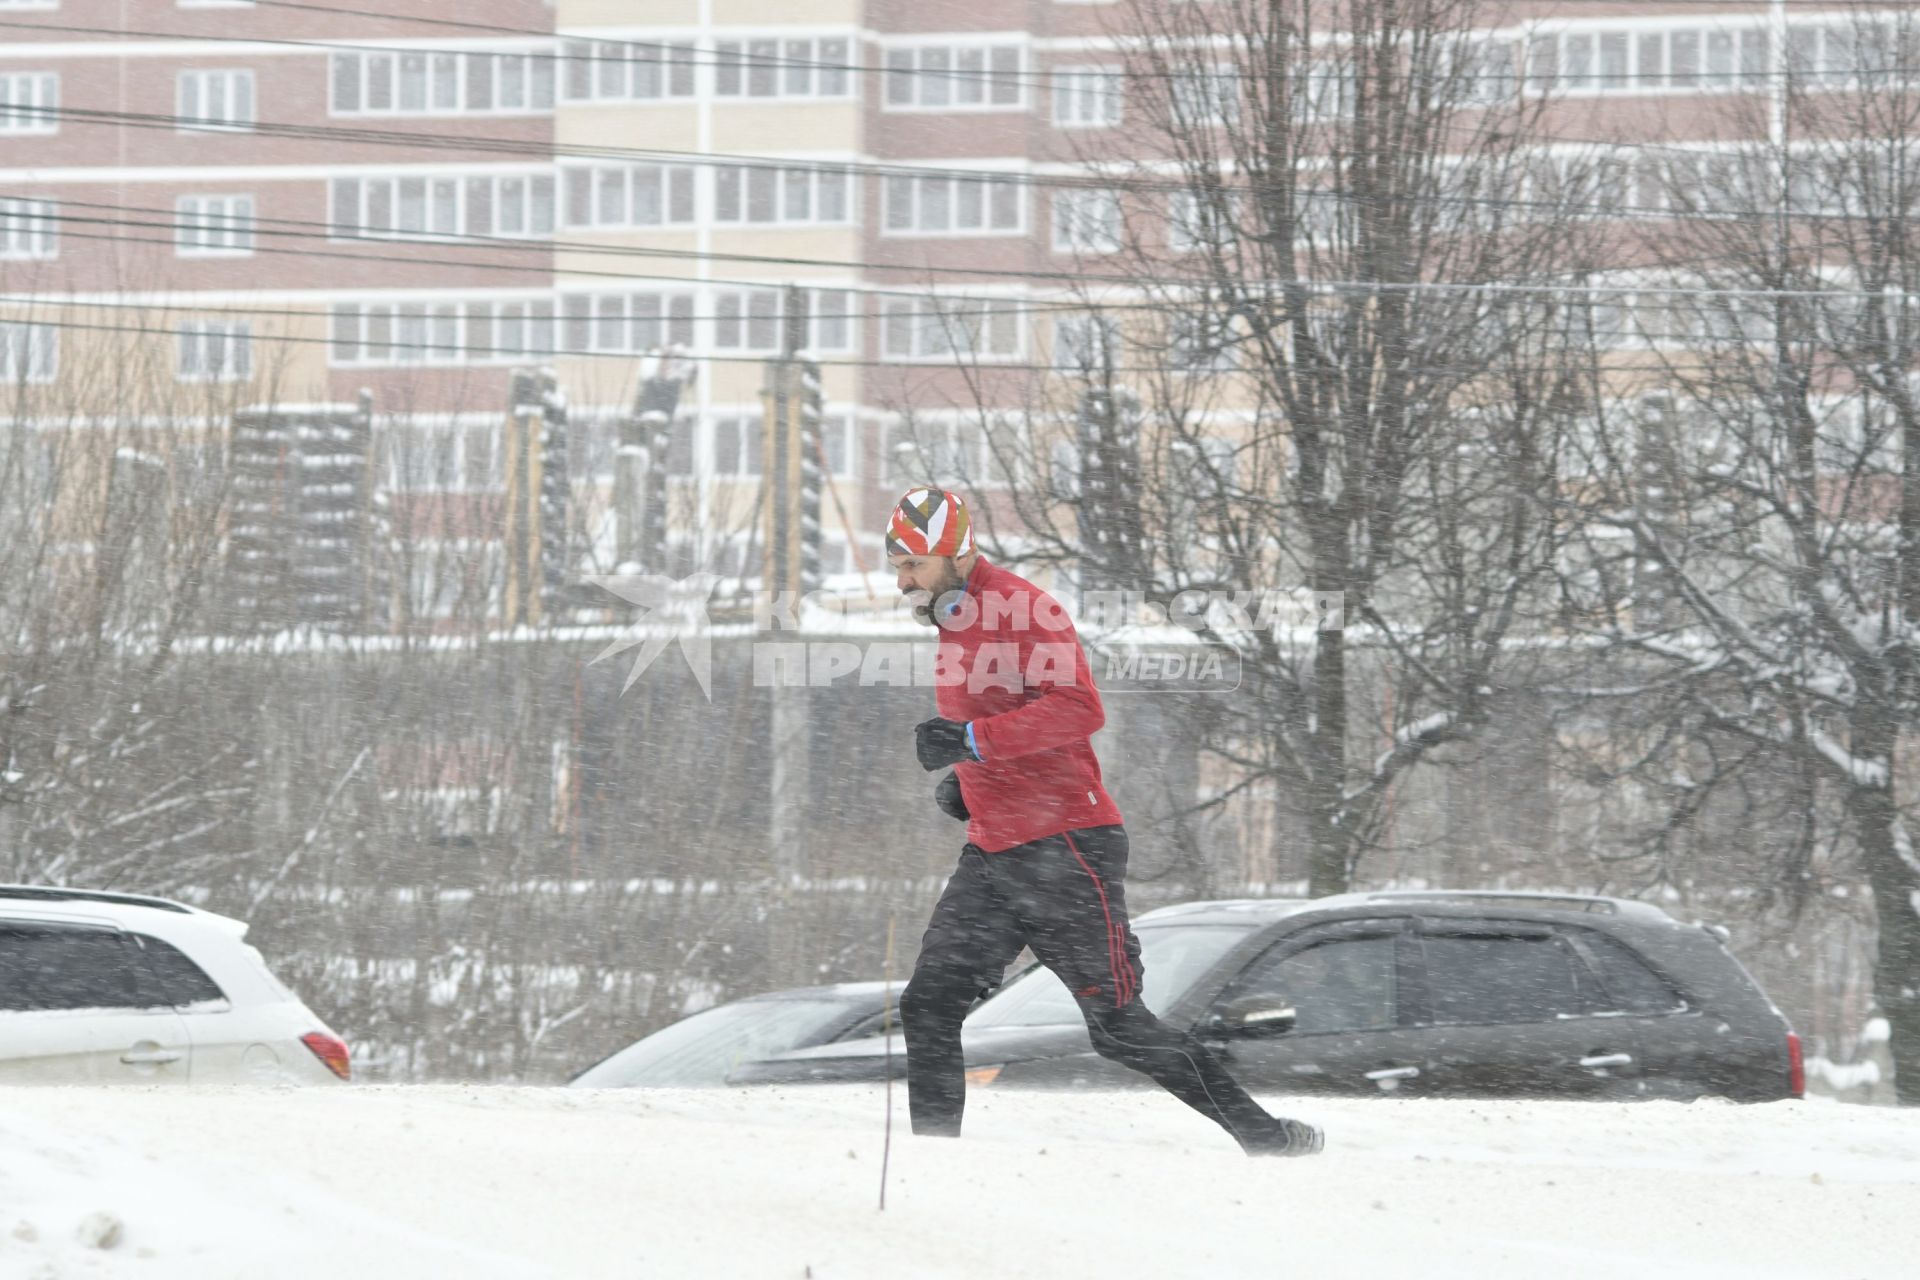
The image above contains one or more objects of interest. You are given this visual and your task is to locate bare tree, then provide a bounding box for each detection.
[903,0,1606,892]
[0,299,273,889]
[1551,6,1920,1102]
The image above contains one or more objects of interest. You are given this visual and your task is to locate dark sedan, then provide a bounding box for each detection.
[571,981,898,1088]
[726,891,1804,1102]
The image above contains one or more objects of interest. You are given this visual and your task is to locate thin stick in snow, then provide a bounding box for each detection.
[880,913,896,1212]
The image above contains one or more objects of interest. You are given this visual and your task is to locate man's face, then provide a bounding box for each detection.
[891,554,966,626]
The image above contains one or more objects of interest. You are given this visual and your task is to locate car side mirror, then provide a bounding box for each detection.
[1207,996,1297,1039]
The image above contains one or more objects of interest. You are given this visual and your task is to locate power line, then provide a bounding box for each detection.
[0,222,1133,322]
[19,174,1920,308]
[1470,1,1913,7]
[27,102,1197,195]
[25,95,1920,228]
[26,79,1920,202]
[13,208,1168,297]
[4,263,1908,354]
[7,10,1920,91]
[9,308,1714,378]
[0,211,1810,324]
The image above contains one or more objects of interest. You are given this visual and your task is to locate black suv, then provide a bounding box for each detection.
[729,890,1805,1101]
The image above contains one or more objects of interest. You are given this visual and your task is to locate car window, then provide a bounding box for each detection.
[0,922,150,1012]
[571,998,863,1087]
[131,934,229,1008]
[1575,931,1684,1014]
[1217,934,1399,1034]
[840,1008,898,1040]
[1420,932,1595,1025]
[965,924,1256,1028]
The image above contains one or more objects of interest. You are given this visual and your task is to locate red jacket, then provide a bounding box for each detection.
[935,557,1124,851]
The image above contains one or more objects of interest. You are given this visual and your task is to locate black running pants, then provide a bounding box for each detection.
[900,825,1276,1146]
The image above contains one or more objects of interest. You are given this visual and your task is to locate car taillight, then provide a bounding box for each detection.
[1786,1031,1805,1098]
[301,1031,352,1081]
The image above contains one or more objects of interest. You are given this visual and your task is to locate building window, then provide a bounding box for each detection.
[1443,37,1518,107]
[702,418,859,489]
[0,322,56,382]
[1787,22,1874,88]
[0,197,56,259]
[1052,188,1122,253]
[387,424,504,493]
[177,70,255,131]
[330,301,467,366]
[1171,64,1237,126]
[713,289,785,354]
[1169,310,1238,370]
[176,194,254,256]
[562,163,697,228]
[561,291,697,353]
[333,299,563,365]
[881,174,1023,236]
[1298,60,1355,122]
[1527,23,1772,96]
[475,300,558,361]
[177,319,252,382]
[477,173,557,236]
[1051,65,1122,127]
[709,415,766,479]
[1167,189,1243,252]
[887,418,1003,487]
[806,289,856,353]
[560,39,695,102]
[883,43,1023,111]
[712,287,855,353]
[714,165,853,225]
[1052,313,1119,373]
[818,414,857,480]
[881,299,1023,361]
[330,173,555,239]
[0,72,58,134]
[715,37,853,98]
[332,49,554,116]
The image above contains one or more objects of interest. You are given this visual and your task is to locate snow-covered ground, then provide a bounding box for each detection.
[2,1084,1916,1279]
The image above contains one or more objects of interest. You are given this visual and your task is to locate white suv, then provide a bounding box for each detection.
[0,885,350,1085]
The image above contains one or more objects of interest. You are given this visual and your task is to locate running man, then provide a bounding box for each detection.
[888,486,1323,1156]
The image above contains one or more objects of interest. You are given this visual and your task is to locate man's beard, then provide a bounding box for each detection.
[907,562,967,627]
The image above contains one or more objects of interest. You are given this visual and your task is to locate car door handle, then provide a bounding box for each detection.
[120,1050,184,1065]
[1578,1053,1633,1070]
[1365,1065,1421,1081]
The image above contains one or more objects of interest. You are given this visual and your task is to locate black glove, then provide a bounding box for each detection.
[935,771,970,822]
[915,717,975,771]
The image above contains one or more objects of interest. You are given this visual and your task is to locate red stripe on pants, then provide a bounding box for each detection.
[1064,831,1135,1009]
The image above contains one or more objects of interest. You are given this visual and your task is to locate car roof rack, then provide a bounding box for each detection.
[0,885,195,915]
[1364,890,1621,916]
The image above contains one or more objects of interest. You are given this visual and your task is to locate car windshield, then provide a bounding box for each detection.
[572,998,859,1087]
[965,923,1256,1028]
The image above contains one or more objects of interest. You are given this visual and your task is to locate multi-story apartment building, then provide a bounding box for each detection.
[0,1,560,628]
[0,1,1880,625]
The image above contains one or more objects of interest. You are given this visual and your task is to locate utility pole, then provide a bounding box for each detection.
[764,287,815,985]
[617,350,694,573]
[503,368,569,629]
[225,393,386,635]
